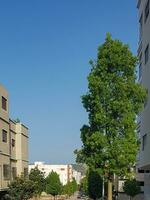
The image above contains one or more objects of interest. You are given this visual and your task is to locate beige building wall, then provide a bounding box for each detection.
[16,123,28,176]
[0,84,29,191]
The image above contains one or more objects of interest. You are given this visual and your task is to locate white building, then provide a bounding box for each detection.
[29,162,73,185]
[137,0,150,199]
[72,169,82,185]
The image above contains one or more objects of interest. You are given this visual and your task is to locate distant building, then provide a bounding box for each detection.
[0,84,28,191]
[72,169,82,185]
[29,162,83,185]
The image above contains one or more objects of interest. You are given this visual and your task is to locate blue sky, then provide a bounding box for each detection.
[0,0,138,164]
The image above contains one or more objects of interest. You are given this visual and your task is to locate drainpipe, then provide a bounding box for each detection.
[9,122,12,182]
[0,150,2,188]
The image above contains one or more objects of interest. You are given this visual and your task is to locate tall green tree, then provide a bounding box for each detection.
[46,171,62,199]
[75,34,146,200]
[29,167,46,197]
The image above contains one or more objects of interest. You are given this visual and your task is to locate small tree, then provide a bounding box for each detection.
[63,182,73,197]
[123,179,141,200]
[46,171,62,199]
[88,170,102,200]
[63,178,78,196]
[80,176,88,195]
[29,167,46,197]
[72,178,78,193]
[6,176,35,200]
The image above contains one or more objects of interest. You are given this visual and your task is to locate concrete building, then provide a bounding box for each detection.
[72,169,82,185]
[137,0,150,199]
[0,84,28,191]
[29,162,82,185]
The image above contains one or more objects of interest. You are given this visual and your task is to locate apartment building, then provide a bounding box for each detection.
[29,162,83,185]
[29,162,73,185]
[0,84,28,191]
[72,169,82,185]
[137,0,150,199]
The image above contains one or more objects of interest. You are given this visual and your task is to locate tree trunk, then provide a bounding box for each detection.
[108,180,112,200]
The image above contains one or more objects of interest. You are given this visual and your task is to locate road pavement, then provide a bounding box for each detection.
[66,192,89,200]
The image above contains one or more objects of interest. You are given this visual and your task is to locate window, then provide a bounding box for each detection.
[139,13,143,40]
[2,96,7,111]
[12,139,15,147]
[3,164,10,180]
[24,168,28,177]
[139,181,144,186]
[2,130,7,143]
[145,44,149,64]
[138,169,144,173]
[139,63,142,80]
[145,0,149,22]
[138,53,142,80]
[145,170,150,173]
[12,167,17,180]
[142,134,147,150]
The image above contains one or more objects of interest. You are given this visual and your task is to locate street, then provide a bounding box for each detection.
[66,192,89,200]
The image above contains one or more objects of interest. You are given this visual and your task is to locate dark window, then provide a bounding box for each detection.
[2,130,7,143]
[139,13,143,40]
[2,96,7,111]
[142,134,147,150]
[145,0,149,22]
[145,44,149,64]
[12,139,15,147]
[138,53,142,80]
[139,52,142,63]
[12,167,17,180]
[3,164,10,180]
[139,63,142,80]
[146,170,150,173]
[139,181,144,186]
[138,169,144,173]
[24,168,28,177]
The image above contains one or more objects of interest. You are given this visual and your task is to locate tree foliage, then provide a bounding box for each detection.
[63,178,78,196]
[6,176,35,200]
[80,176,88,195]
[75,34,146,179]
[46,171,62,197]
[29,167,46,196]
[87,170,103,200]
[123,179,141,199]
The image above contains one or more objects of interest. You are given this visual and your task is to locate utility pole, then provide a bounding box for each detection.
[102,177,105,199]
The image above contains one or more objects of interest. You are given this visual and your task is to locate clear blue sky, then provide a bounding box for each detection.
[0,0,138,164]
